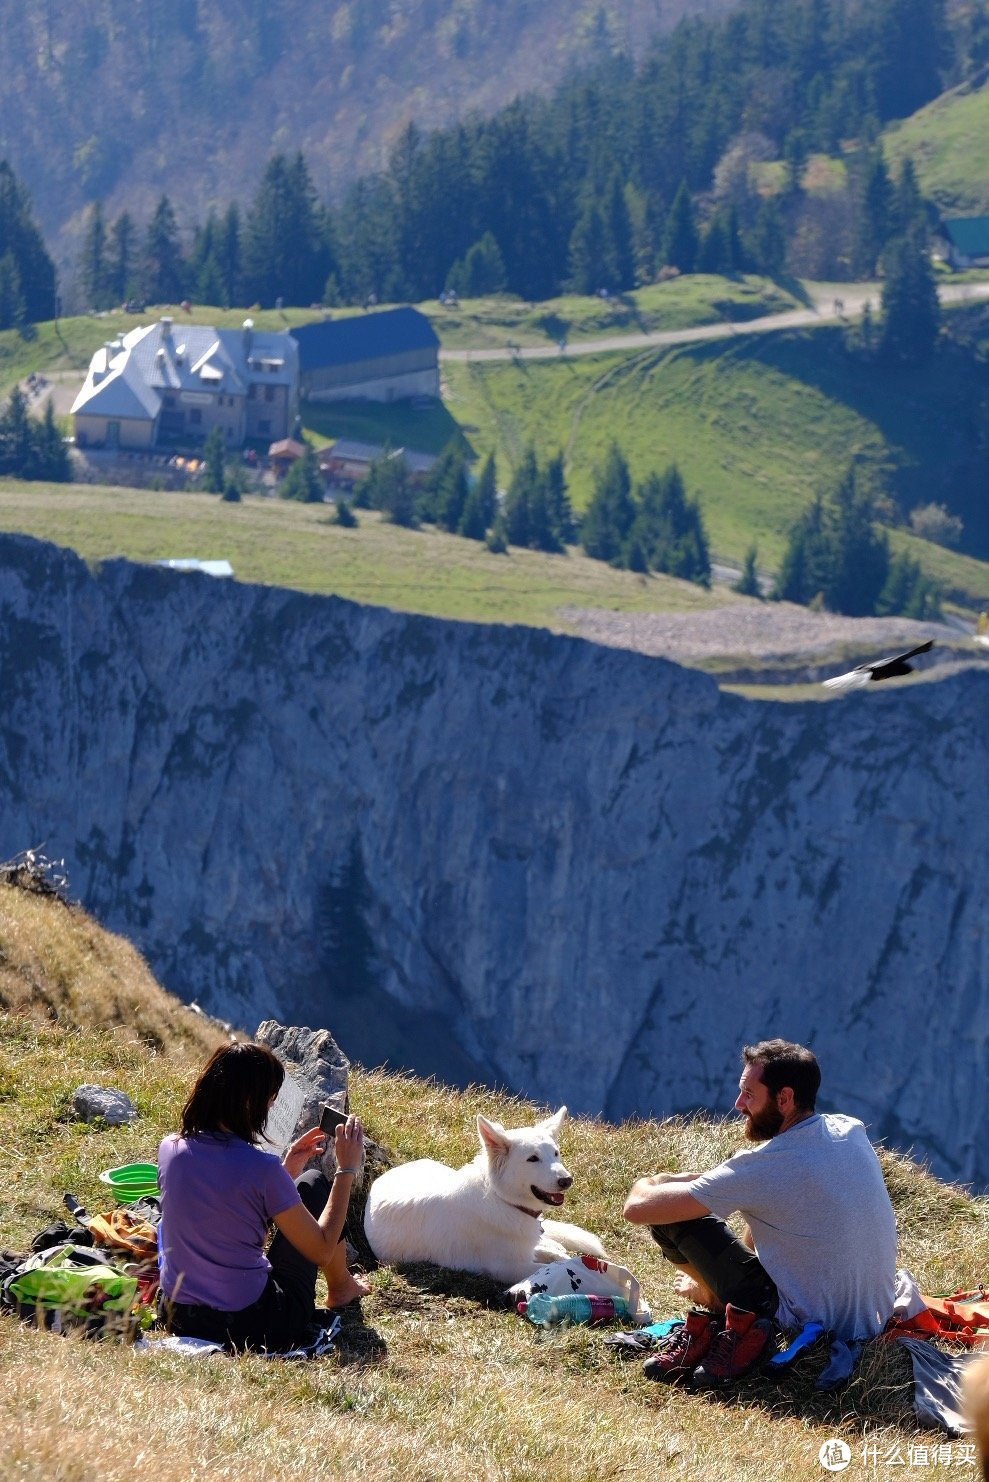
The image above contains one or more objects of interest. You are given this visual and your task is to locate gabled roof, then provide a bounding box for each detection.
[939,215,989,256]
[291,307,439,371]
[72,318,299,425]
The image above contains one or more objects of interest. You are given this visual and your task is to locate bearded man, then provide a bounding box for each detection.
[623,1038,897,1387]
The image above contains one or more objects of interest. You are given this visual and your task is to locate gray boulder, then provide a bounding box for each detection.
[73,1084,138,1125]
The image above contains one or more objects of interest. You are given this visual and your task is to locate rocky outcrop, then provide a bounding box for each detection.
[1,533,986,1184]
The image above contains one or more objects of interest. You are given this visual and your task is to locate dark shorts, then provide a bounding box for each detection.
[650,1213,779,1318]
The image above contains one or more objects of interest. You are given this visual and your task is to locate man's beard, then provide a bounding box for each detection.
[743,1103,785,1142]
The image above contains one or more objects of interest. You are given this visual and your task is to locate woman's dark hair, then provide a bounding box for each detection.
[743,1038,821,1112]
[180,1043,285,1143]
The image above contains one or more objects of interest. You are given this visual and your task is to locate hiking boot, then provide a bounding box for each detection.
[692,1303,776,1389]
[643,1309,718,1383]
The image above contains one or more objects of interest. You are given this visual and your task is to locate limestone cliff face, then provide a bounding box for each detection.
[1,534,986,1183]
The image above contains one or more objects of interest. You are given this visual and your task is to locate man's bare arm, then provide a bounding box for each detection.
[623,1172,711,1226]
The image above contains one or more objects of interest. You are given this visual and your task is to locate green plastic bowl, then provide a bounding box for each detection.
[99,1162,160,1203]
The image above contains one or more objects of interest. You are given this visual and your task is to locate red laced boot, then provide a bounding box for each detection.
[643,1309,719,1384]
[692,1303,776,1388]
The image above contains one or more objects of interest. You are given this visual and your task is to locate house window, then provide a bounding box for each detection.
[259,420,270,435]
[189,409,202,425]
[265,385,274,402]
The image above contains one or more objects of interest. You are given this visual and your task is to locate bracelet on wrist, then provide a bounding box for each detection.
[334,1166,360,1176]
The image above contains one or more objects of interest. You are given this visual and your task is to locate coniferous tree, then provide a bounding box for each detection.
[566,198,609,295]
[0,251,26,330]
[243,153,329,308]
[661,182,698,274]
[359,452,418,527]
[580,443,635,562]
[879,230,940,365]
[202,425,226,492]
[502,447,539,547]
[141,195,185,303]
[446,232,507,298]
[627,464,711,584]
[0,160,56,324]
[773,469,890,615]
[107,211,136,304]
[854,150,893,277]
[459,452,497,540]
[320,837,377,999]
[34,400,70,480]
[733,546,762,597]
[80,202,112,309]
[278,444,324,503]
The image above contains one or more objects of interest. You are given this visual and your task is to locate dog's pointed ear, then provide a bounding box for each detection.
[477,1114,511,1160]
[539,1106,568,1138]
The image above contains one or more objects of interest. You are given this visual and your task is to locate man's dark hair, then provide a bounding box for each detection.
[743,1039,820,1112]
[180,1042,285,1143]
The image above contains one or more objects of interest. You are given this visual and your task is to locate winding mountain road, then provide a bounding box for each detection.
[440,278,989,363]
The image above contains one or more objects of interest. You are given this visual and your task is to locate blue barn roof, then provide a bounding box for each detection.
[291,307,439,371]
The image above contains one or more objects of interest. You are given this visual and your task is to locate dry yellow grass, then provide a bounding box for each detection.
[1,881,987,1481]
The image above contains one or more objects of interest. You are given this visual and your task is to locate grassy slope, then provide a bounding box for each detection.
[884,77,989,213]
[443,327,989,603]
[0,486,731,627]
[1,881,988,1481]
[4,287,989,614]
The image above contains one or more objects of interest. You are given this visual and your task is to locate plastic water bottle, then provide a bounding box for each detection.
[519,1293,632,1326]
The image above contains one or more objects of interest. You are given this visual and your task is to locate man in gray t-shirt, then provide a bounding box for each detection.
[623,1038,897,1388]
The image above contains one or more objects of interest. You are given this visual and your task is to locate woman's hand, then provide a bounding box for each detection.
[334,1114,365,1172]
[282,1124,326,1181]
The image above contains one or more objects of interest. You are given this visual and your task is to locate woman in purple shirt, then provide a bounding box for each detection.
[158,1042,368,1351]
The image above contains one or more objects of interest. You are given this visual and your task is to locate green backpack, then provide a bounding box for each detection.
[3,1244,139,1337]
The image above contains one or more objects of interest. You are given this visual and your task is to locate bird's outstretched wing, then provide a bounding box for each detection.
[822,639,933,692]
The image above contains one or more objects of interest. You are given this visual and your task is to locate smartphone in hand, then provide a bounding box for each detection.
[319,1103,348,1136]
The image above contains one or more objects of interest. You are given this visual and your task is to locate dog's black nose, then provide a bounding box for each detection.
[557,1175,573,1190]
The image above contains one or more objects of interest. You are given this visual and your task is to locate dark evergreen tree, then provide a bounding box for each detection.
[0,386,35,474]
[278,444,324,503]
[502,447,539,547]
[879,230,940,365]
[733,545,762,597]
[446,233,507,297]
[0,160,57,324]
[661,181,698,273]
[627,464,711,584]
[566,198,610,295]
[854,149,893,277]
[459,451,497,540]
[893,157,927,237]
[827,466,890,616]
[107,211,136,304]
[543,451,575,546]
[876,549,941,619]
[202,425,226,493]
[605,169,636,291]
[0,251,26,330]
[243,153,330,308]
[141,195,185,303]
[744,199,787,275]
[580,443,635,562]
[80,202,112,309]
[773,469,889,615]
[34,400,70,481]
[359,452,418,527]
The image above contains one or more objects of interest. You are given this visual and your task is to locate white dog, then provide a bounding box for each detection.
[363,1106,607,1286]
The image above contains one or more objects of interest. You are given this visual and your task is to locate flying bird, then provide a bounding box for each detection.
[822,639,934,693]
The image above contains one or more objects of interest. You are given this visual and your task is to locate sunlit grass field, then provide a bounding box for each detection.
[2,880,989,1481]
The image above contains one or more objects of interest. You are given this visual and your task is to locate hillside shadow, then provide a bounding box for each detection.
[681,327,986,535]
[302,396,474,458]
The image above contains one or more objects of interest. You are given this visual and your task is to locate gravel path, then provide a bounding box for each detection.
[557,602,957,664]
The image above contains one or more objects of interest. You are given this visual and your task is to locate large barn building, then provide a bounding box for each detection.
[291,307,440,404]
